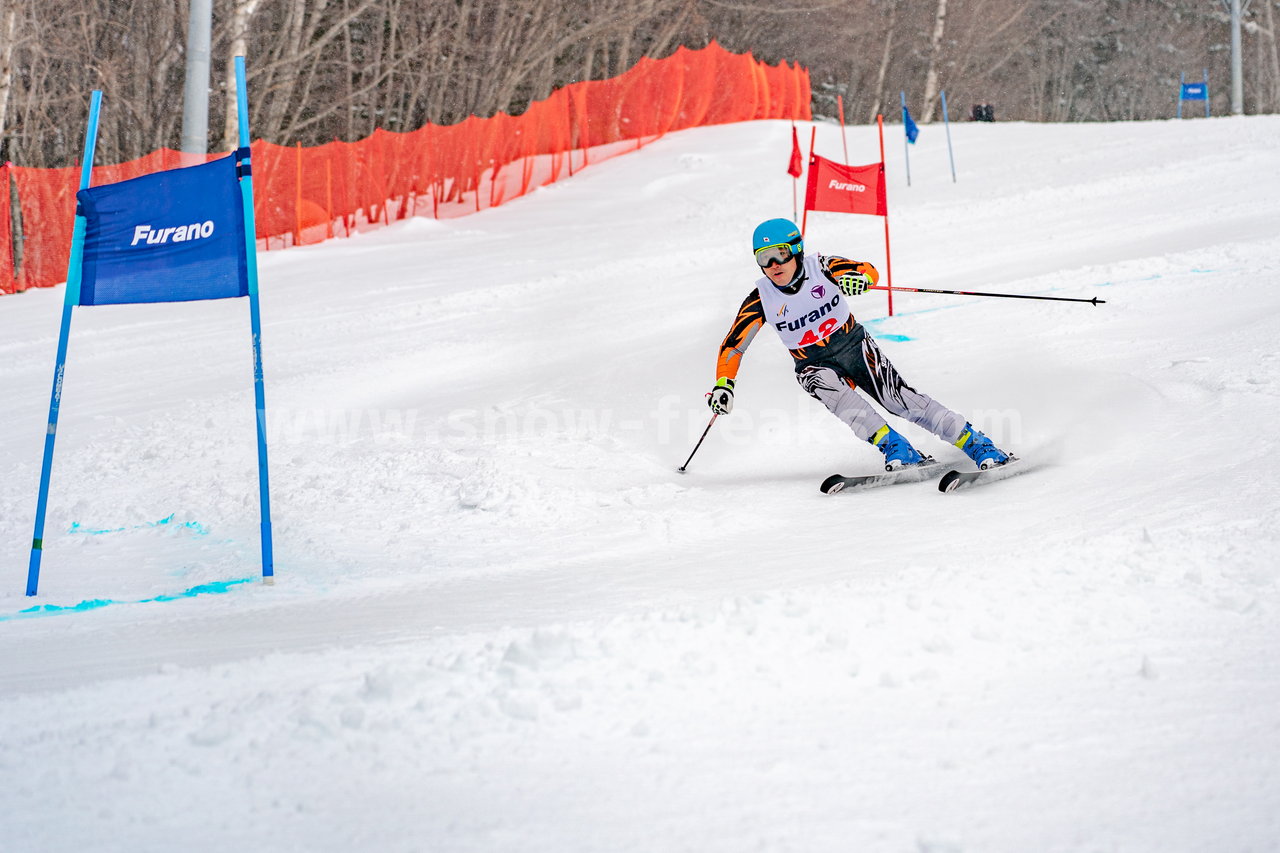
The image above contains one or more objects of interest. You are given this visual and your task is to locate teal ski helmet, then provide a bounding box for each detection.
[752,218,803,263]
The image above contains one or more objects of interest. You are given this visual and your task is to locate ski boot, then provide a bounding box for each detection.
[870,425,925,471]
[954,423,1010,470]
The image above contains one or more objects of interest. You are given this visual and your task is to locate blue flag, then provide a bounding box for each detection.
[1180,83,1207,101]
[903,104,920,145]
[76,154,248,306]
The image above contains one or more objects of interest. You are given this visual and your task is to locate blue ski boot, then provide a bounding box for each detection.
[954,423,1010,470]
[871,425,925,471]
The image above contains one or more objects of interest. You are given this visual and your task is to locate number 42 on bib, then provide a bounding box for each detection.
[797,318,839,347]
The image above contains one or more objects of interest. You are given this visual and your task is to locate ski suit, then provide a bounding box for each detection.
[715,252,968,445]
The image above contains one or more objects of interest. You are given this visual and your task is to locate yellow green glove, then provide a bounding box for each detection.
[837,272,873,297]
[707,377,735,414]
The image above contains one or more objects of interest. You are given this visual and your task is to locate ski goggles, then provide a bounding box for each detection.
[754,243,796,268]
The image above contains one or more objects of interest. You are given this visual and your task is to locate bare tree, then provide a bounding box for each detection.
[221,0,262,152]
[0,4,19,148]
[0,0,1276,170]
[919,0,947,122]
[1255,0,1280,112]
[867,0,898,121]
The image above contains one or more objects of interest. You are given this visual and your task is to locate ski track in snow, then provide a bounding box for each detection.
[2,117,1279,852]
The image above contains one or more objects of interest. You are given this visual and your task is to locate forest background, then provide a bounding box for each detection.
[1,0,1278,169]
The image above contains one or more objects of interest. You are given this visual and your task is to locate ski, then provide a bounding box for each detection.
[820,458,944,494]
[937,456,1026,493]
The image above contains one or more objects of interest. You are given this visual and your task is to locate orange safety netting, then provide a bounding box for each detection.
[0,42,810,296]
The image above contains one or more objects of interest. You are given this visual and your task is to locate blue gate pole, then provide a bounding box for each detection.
[1203,69,1210,118]
[234,57,274,581]
[27,90,103,596]
[940,90,956,183]
[900,91,912,188]
[1178,72,1185,119]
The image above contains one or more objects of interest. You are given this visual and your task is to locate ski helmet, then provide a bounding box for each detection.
[752,218,803,264]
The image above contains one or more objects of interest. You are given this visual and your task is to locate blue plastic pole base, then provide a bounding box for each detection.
[26,546,44,596]
[261,520,274,579]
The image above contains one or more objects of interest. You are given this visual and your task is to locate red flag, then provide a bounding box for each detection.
[787,125,803,178]
[803,154,886,217]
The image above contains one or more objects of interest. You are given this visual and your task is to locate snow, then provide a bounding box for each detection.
[3,115,1280,852]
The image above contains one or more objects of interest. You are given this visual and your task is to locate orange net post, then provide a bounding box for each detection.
[294,142,303,247]
[325,158,334,240]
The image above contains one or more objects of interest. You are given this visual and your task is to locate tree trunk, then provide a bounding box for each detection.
[921,0,948,123]
[257,0,312,141]
[0,8,17,149]
[8,165,22,280]
[1264,0,1280,112]
[868,0,897,121]
[222,0,262,152]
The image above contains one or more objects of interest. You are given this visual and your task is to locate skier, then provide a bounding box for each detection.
[708,218,1011,471]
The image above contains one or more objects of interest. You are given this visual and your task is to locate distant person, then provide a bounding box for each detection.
[707,218,1011,471]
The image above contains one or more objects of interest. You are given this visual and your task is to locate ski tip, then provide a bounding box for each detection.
[820,474,846,494]
[939,456,1022,493]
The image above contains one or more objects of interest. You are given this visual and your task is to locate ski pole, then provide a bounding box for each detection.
[677,413,718,473]
[869,285,1105,306]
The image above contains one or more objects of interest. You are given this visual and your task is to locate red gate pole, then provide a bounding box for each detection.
[800,125,816,236]
[837,95,849,165]
[876,115,894,317]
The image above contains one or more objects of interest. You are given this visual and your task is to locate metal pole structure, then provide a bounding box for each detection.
[180,0,213,155]
[1231,0,1244,115]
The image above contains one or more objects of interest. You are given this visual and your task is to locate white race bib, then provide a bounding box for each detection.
[754,255,852,350]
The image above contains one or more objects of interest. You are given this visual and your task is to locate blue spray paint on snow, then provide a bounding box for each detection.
[863,312,935,342]
[0,578,255,623]
[69,514,212,537]
[143,579,253,602]
[1,514,245,621]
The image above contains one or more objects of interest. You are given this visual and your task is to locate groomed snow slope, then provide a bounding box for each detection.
[2,116,1279,852]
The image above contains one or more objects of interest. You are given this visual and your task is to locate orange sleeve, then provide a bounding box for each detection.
[716,289,765,382]
[822,255,879,286]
